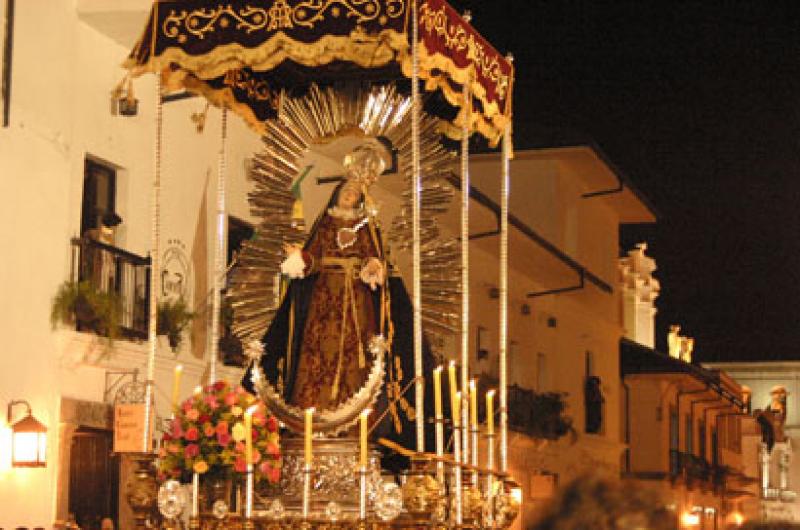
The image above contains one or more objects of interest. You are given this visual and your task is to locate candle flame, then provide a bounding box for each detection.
[487,389,496,397]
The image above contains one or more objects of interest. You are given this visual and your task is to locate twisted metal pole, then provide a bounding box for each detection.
[143,76,163,452]
[411,0,424,451]
[209,108,228,384]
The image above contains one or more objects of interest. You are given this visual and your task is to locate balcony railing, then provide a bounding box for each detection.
[70,237,150,339]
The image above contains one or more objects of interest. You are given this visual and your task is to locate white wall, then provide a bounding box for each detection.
[0,2,258,526]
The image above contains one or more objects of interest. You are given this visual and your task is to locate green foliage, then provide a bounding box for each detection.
[507,385,574,441]
[50,280,122,340]
[157,297,195,352]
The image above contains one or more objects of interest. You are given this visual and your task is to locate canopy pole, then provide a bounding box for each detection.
[209,108,228,384]
[143,75,163,453]
[411,0,424,452]
[499,120,511,473]
[460,79,471,469]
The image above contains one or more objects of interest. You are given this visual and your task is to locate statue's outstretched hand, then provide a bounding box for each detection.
[281,244,306,279]
[360,258,384,290]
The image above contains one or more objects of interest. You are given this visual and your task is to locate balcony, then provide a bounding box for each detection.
[69,237,150,339]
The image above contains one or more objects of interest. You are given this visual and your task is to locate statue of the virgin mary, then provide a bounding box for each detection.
[243,144,424,426]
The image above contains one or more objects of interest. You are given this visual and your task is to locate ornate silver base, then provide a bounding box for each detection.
[263,436,382,518]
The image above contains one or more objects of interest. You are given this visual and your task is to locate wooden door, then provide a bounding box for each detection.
[68,428,119,530]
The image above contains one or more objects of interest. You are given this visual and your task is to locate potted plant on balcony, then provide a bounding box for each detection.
[50,280,122,340]
[157,297,195,352]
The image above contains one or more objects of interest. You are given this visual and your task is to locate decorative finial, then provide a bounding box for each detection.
[462,10,472,22]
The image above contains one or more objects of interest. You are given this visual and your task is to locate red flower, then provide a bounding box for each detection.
[185,444,200,458]
[267,465,280,483]
[235,441,246,454]
[162,433,173,442]
[224,392,237,406]
[199,414,211,424]
[217,432,231,446]
[267,416,279,433]
[216,421,229,435]
[185,427,199,441]
[233,456,247,473]
[214,381,227,392]
[203,423,215,438]
[266,442,280,458]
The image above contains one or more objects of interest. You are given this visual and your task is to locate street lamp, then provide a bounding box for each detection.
[7,400,47,468]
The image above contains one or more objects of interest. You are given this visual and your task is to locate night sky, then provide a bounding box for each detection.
[451,1,800,361]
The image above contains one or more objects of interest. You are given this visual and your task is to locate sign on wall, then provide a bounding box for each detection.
[113,403,155,453]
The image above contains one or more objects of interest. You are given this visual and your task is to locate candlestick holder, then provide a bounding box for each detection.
[359,465,368,520]
[471,426,479,484]
[302,462,312,519]
[486,431,497,527]
[434,416,445,484]
[245,465,254,520]
[452,426,463,525]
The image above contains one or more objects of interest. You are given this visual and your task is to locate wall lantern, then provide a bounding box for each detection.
[7,400,47,468]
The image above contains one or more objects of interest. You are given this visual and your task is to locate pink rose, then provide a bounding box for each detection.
[224,392,237,406]
[185,427,199,441]
[234,457,247,473]
[216,421,229,436]
[171,421,183,439]
[186,408,200,421]
[217,432,231,446]
[203,424,215,438]
[185,444,200,458]
[204,395,220,410]
[182,400,193,413]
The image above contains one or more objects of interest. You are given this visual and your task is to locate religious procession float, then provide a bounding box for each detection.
[120,0,519,527]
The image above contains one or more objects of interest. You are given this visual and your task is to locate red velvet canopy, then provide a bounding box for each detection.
[125,0,513,144]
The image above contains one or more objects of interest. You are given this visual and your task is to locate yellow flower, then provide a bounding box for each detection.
[193,460,209,474]
[231,405,243,417]
[232,422,246,442]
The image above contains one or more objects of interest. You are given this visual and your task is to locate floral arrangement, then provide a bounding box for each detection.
[158,380,281,484]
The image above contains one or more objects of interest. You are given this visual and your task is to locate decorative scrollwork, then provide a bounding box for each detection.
[163,6,270,41]
[224,69,276,102]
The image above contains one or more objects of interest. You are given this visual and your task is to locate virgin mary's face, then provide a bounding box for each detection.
[338,187,360,209]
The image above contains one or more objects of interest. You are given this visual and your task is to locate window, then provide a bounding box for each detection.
[585,351,594,377]
[669,407,679,474]
[81,158,117,237]
[685,415,693,454]
[698,419,706,461]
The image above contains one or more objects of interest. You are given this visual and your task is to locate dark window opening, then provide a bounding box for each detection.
[81,158,117,238]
